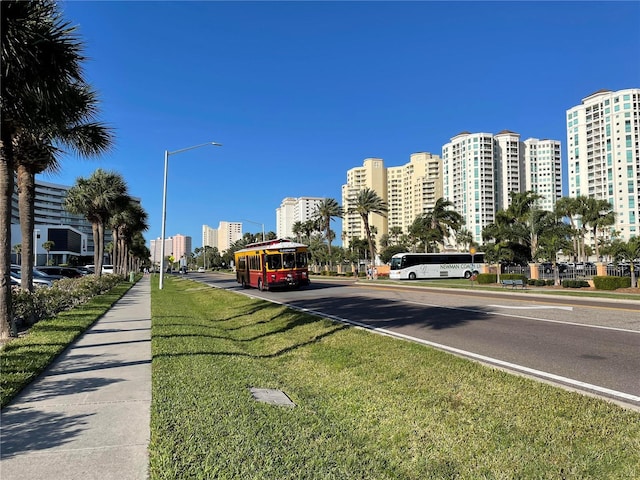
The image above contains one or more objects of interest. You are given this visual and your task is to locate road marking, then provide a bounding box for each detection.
[401,300,638,334]
[488,304,573,311]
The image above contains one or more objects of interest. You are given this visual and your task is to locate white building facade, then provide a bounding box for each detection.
[217,221,242,252]
[566,88,640,241]
[523,138,563,212]
[275,197,324,239]
[202,224,218,249]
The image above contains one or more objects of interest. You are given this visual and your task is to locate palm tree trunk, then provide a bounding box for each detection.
[112,229,119,274]
[92,222,100,275]
[97,221,105,275]
[0,132,15,338]
[17,164,35,291]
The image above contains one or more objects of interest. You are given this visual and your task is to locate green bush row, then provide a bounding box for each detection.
[12,274,126,331]
[592,275,631,290]
[560,279,591,288]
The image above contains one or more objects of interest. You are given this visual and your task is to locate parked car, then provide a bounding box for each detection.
[197,267,205,273]
[10,267,54,288]
[37,266,83,278]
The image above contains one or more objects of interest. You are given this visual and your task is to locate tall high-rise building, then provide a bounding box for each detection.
[442,131,561,245]
[387,152,443,235]
[202,224,218,249]
[442,132,497,244]
[523,138,562,212]
[341,158,387,249]
[341,154,443,252]
[217,221,242,252]
[567,88,640,241]
[171,234,192,265]
[276,197,325,239]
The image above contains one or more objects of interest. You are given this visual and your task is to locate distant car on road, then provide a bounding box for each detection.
[197,267,206,273]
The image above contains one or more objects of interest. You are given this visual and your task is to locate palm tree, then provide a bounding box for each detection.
[422,198,464,252]
[42,241,55,266]
[13,244,21,265]
[389,226,403,245]
[14,82,112,291]
[64,169,129,275]
[347,188,388,266]
[312,198,343,268]
[291,221,303,242]
[455,228,474,252]
[1,0,89,337]
[555,196,581,261]
[581,198,615,261]
[109,199,148,275]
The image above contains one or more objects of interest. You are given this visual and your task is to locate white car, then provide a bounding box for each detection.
[197,267,206,273]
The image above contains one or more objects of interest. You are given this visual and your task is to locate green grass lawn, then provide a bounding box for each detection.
[150,276,640,479]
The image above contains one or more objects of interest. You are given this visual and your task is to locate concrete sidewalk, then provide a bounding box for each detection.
[1,276,151,480]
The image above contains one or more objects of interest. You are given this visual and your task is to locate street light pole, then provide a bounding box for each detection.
[243,219,265,242]
[159,141,222,290]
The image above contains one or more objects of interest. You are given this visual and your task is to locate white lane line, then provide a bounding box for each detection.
[402,300,638,334]
[245,294,640,406]
[488,304,573,311]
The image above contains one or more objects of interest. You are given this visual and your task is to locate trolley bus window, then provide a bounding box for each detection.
[283,253,295,269]
[267,254,282,270]
[296,252,308,268]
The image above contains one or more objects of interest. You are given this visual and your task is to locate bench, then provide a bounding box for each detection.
[501,279,526,289]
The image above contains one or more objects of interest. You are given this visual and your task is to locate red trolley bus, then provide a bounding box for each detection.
[234,239,310,291]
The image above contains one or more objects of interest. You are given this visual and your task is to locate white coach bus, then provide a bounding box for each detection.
[389,252,484,280]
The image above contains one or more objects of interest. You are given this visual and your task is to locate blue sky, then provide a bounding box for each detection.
[51,1,640,248]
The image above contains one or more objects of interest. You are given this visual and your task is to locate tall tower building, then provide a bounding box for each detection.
[567,88,640,241]
[494,130,524,210]
[442,132,497,244]
[202,224,218,249]
[172,234,192,264]
[387,152,443,235]
[523,138,563,212]
[217,221,242,252]
[341,158,388,249]
[276,197,325,239]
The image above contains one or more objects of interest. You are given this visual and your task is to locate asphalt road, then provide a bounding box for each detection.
[189,273,640,410]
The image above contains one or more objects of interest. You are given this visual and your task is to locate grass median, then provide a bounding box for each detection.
[150,276,639,479]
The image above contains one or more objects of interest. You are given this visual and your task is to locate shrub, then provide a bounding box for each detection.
[12,274,125,327]
[534,279,546,287]
[592,276,631,290]
[476,273,496,284]
[561,279,590,288]
[344,272,353,277]
[545,279,555,286]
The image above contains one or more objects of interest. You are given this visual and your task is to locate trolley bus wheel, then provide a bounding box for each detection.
[408,272,416,280]
[464,271,472,279]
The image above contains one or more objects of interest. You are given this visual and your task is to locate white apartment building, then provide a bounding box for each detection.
[202,224,218,249]
[443,131,562,245]
[341,158,388,249]
[443,132,497,244]
[199,221,243,253]
[567,88,640,241]
[150,237,173,266]
[523,138,563,212]
[276,196,325,239]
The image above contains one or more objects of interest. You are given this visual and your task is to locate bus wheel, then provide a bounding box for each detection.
[464,271,472,279]
[408,272,416,280]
